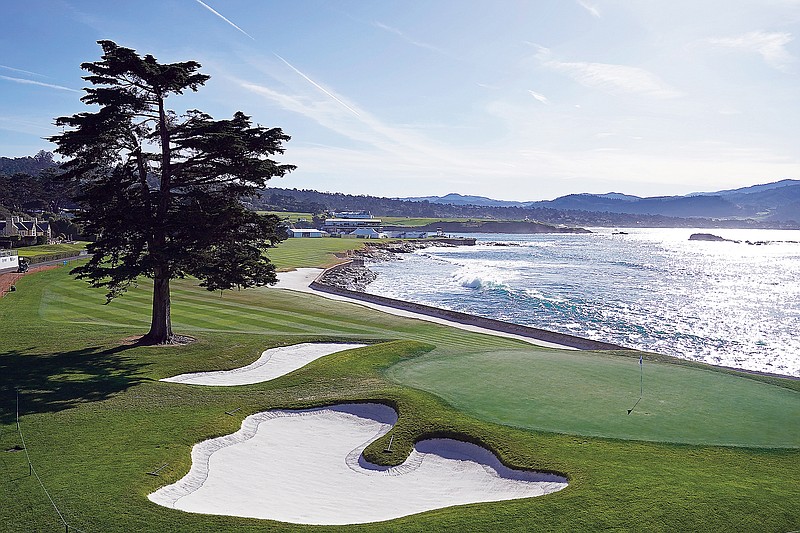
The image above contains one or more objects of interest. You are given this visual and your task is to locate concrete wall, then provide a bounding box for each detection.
[312,262,631,352]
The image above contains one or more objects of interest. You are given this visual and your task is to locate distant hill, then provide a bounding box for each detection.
[401,193,527,207]
[0,150,57,176]
[259,187,798,229]
[693,179,800,197]
[400,179,800,222]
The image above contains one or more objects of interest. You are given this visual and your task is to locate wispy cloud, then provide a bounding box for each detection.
[0,75,81,93]
[194,0,255,40]
[373,21,446,54]
[534,45,682,99]
[273,54,361,117]
[0,115,56,136]
[706,31,794,71]
[577,0,601,18]
[0,65,47,78]
[528,90,551,104]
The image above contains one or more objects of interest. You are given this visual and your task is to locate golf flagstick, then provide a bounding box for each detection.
[627,355,643,415]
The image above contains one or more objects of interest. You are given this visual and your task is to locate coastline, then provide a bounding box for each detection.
[275,264,800,380]
[312,262,629,351]
[274,268,579,350]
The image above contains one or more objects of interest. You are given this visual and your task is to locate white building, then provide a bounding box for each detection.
[288,228,326,238]
[331,211,373,219]
[0,216,51,245]
[0,250,19,271]
[345,228,387,239]
[323,217,382,235]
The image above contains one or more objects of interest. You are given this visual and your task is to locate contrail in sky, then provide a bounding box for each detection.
[273,53,361,117]
[0,64,46,77]
[194,0,255,40]
[0,75,81,93]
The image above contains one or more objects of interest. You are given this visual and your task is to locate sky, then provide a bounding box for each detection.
[2,1,800,201]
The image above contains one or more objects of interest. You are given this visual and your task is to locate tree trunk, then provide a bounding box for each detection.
[140,91,175,345]
[142,271,172,344]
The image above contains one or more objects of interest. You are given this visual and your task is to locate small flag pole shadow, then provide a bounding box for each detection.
[627,355,644,415]
[627,397,642,415]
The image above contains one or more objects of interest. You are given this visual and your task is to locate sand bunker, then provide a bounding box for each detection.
[148,403,567,525]
[160,343,366,386]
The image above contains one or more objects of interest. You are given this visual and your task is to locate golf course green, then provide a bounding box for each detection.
[1,257,798,532]
[386,348,800,447]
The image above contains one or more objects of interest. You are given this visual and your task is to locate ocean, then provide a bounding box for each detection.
[364,228,800,377]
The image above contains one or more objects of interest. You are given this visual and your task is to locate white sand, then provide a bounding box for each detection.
[274,268,577,350]
[160,343,366,386]
[148,403,567,525]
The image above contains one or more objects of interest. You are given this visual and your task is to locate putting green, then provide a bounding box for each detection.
[385,348,800,447]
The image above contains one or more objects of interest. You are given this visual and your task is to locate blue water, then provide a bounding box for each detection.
[365,228,800,377]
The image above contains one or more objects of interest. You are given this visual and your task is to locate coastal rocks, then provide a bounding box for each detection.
[319,264,378,292]
[353,240,456,263]
[319,240,460,291]
[689,233,739,243]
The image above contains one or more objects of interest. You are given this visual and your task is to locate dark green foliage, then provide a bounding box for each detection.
[49,40,294,343]
[0,150,56,176]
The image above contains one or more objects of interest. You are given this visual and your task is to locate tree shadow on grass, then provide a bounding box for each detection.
[0,344,148,424]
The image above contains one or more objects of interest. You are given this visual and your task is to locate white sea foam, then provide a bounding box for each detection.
[366,229,800,377]
[450,264,512,290]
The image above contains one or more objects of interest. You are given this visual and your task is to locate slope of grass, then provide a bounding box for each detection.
[15,241,88,260]
[267,237,368,270]
[0,266,798,532]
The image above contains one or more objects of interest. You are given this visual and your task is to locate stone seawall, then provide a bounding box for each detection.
[312,262,631,352]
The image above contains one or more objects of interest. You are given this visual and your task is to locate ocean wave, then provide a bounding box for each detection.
[366,230,800,377]
[451,266,511,291]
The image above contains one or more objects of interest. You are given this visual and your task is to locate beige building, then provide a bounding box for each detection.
[1,216,51,245]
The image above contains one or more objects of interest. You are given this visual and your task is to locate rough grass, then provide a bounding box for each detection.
[14,241,88,259]
[257,210,313,223]
[0,266,798,532]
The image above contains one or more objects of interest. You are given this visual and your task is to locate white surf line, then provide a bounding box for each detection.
[148,403,567,525]
[273,268,578,350]
[160,343,367,386]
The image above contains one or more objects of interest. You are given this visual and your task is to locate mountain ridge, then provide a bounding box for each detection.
[400,179,800,222]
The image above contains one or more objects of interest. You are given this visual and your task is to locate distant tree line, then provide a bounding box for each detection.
[0,151,82,240]
[254,187,796,229]
[4,153,796,233]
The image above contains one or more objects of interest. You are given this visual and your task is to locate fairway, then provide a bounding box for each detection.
[267,237,369,270]
[2,264,799,532]
[386,349,800,447]
[32,265,800,448]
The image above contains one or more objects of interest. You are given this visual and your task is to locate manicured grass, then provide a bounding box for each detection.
[0,265,798,531]
[15,241,88,260]
[386,348,800,447]
[267,237,369,270]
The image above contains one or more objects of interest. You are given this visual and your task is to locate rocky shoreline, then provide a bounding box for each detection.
[318,240,456,291]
